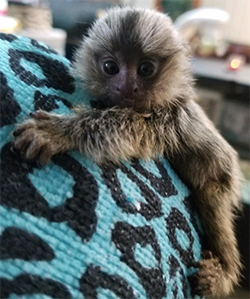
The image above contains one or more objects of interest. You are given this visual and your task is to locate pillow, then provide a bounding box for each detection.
[0,32,202,299]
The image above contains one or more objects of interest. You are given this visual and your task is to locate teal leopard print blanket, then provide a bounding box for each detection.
[0,33,202,299]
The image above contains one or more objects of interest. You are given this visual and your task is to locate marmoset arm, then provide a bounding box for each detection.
[14,107,159,165]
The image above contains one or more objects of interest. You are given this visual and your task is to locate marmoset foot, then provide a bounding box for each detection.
[189,251,233,297]
[13,110,69,165]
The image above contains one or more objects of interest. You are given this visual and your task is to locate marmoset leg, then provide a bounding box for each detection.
[170,101,242,297]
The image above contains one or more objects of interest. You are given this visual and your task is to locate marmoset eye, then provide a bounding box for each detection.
[103,61,119,75]
[138,62,155,77]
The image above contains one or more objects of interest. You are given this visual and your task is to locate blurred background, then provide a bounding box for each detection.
[0,0,249,297]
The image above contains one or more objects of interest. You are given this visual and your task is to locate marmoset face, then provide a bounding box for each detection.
[74,7,192,112]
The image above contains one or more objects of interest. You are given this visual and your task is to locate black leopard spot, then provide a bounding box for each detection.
[80,264,136,299]
[0,274,72,298]
[34,90,72,112]
[0,71,21,127]
[30,38,58,55]
[0,143,98,242]
[166,208,194,265]
[0,33,18,42]
[101,162,163,220]
[9,49,75,93]
[168,255,188,299]
[131,160,177,197]
[0,227,54,261]
[112,222,166,299]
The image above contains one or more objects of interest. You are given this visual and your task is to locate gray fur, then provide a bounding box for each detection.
[14,7,242,297]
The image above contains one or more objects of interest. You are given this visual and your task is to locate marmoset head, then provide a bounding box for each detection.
[74,7,194,112]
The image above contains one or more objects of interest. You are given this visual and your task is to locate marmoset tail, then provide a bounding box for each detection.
[14,7,242,297]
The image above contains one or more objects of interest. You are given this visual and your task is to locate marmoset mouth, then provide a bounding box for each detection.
[123,98,135,106]
[124,98,135,102]
[90,96,150,113]
[91,97,136,110]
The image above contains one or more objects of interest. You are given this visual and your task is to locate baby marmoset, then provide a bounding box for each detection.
[14,7,242,297]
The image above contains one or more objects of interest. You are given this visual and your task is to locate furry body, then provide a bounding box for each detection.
[14,7,242,297]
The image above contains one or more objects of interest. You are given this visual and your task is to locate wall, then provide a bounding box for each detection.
[120,0,155,9]
[200,0,250,45]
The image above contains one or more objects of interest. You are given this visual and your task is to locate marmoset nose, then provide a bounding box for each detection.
[116,86,138,92]
[115,83,138,95]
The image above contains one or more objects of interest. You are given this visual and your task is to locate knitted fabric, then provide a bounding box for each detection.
[0,33,203,299]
